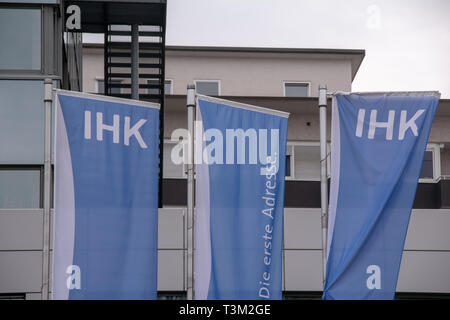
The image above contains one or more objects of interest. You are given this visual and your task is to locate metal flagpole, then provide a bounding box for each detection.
[131,24,139,100]
[186,84,196,300]
[319,85,329,287]
[42,78,53,299]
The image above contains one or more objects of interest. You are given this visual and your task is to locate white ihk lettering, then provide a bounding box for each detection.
[398,109,425,140]
[84,110,91,139]
[84,111,148,148]
[124,116,148,148]
[96,112,120,143]
[369,110,395,140]
[355,109,425,141]
[66,265,81,290]
[366,265,381,290]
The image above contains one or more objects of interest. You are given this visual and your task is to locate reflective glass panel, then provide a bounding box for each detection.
[0,8,41,70]
[0,169,40,208]
[0,80,44,164]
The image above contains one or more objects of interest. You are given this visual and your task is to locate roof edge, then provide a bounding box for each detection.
[83,42,365,56]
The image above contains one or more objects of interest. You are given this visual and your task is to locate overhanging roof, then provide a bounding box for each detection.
[165,46,366,81]
[65,0,166,33]
[83,43,366,81]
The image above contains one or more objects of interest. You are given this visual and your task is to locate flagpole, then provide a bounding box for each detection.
[42,78,53,299]
[186,84,196,300]
[319,85,328,287]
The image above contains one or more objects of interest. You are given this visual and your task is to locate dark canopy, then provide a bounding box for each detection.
[64,0,166,32]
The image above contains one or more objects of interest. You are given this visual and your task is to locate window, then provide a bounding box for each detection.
[294,145,320,180]
[195,80,220,96]
[0,8,41,70]
[0,168,41,209]
[284,82,310,97]
[419,144,442,182]
[420,151,433,179]
[96,79,122,95]
[285,142,329,181]
[285,142,321,181]
[0,80,45,164]
[285,141,441,183]
[165,79,173,95]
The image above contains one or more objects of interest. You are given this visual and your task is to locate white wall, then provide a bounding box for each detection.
[165,54,353,96]
[82,47,354,97]
[1,208,449,296]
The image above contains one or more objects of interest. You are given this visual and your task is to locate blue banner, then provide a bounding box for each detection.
[324,92,440,300]
[194,96,289,300]
[53,91,160,299]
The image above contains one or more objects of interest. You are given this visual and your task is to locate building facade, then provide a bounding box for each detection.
[0,0,81,300]
[83,44,450,299]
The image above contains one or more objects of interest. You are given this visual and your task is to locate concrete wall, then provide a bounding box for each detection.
[1,208,449,297]
[82,47,103,94]
[165,54,352,96]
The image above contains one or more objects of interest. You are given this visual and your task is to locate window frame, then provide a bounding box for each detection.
[194,79,221,96]
[283,81,311,98]
[0,79,49,164]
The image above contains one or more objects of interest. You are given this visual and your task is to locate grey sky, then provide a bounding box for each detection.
[86,0,450,97]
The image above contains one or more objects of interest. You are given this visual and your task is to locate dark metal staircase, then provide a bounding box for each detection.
[64,0,167,207]
[104,23,166,207]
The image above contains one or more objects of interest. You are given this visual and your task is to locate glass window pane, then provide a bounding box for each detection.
[0,170,41,209]
[420,151,434,179]
[97,80,104,93]
[0,80,44,164]
[0,8,41,70]
[196,81,219,96]
[285,83,309,97]
[285,155,291,177]
[294,145,320,180]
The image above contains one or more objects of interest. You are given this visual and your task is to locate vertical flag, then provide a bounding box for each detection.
[53,90,160,299]
[194,95,289,300]
[324,92,440,300]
